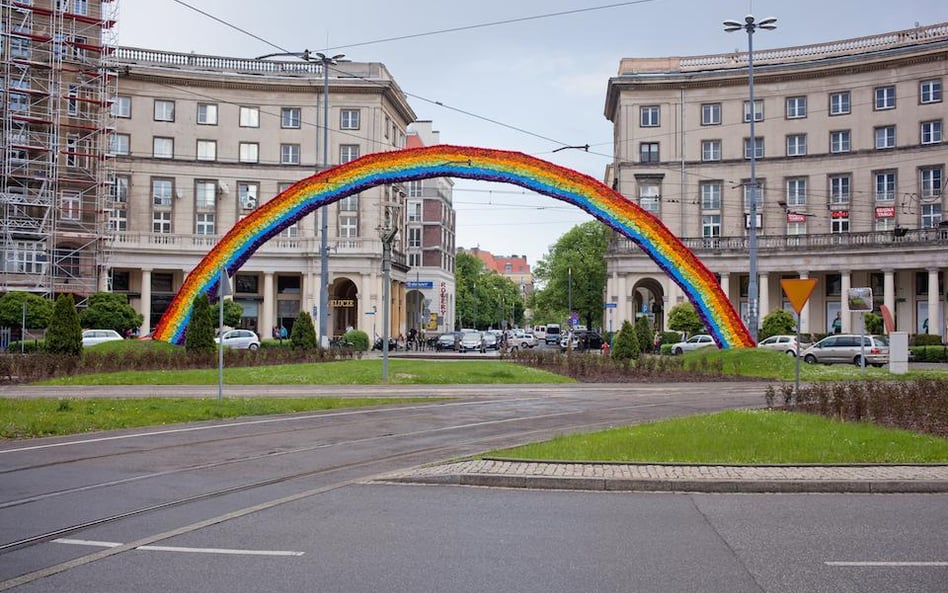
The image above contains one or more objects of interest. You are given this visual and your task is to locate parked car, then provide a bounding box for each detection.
[81,329,124,348]
[482,332,499,350]
[801,334,889,367]
[559,330,604,352]
[458,331,485,353]
[670,334,716,355]
[509,332,537,349]
[757,334,803,356]
[436,332,459,351]
[214,329,261,351]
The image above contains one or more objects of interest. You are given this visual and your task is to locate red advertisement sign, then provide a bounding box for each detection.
[875,206,895,218]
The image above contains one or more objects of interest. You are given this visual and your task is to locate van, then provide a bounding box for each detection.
[800,334,889,367]
[533,325,547,341]
[544,323,561,345]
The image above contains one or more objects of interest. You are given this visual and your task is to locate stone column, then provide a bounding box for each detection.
[719,272,731,301]
[927,268,941,336]
[140,268,152,333]
[883,270,895,330]
[758,273,770,331]
[616,274,628,326]
[261,272,274,338]
[840,271,851,334]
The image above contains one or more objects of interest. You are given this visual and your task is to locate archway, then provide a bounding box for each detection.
[330,278,359,336]
[632,278,665,332]
[153,145,753,349]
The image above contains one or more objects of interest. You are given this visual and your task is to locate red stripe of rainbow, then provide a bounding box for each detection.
[153,145,753,349]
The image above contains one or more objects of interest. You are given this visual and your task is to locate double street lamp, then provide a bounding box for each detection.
[255,50,345,347]
[724,15,776,343]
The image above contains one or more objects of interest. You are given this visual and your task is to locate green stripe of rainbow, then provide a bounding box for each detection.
[153,145,753,349]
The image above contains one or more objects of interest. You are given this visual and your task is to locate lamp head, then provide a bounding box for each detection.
[758,17,778,30]
[723,19,743,32]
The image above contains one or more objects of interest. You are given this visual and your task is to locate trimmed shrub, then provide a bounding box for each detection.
[913,334,943,346]
[290,311,318,350]
[345,330,370,351]
[611,320,639,362]
[760,309,795,340]
[634,317,653,356]
[185,294,215,354]
[45,294,82,356]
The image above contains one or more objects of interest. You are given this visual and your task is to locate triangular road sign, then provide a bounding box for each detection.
[781,278,818,314]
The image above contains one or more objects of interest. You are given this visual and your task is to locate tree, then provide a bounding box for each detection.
[864,312,883,335]
[79,292,144,336]
[455,251,524,330]
[45,294,82,355]
[211,299,244,328]
[635,316,654,355]
[667,302,705,337]
[611,320,639,361]
[185,294,215,354]
[532,221,609,330]
[760,309,796,340]
[290,311,318,349]
[0,292,53,329]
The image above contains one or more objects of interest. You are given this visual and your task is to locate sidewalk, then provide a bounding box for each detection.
[378,459,948,494]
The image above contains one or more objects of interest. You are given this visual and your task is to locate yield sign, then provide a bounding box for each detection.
[781,279,818,314]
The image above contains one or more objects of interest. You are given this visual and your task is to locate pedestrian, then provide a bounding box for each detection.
[832,312,841,334]
[279,325,287,342]
[653,330,662,353]
[272,326,279,340]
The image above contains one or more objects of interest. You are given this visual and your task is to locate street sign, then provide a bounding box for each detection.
[407,281,433,289]
[603,302,617,308]
[780,278,817,314]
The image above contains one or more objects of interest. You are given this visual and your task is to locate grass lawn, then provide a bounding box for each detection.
[37,359,574,386]
[486,409,948,464]
[0,396,441,439]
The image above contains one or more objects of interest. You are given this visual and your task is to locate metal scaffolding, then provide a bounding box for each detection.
[1,0,117,301]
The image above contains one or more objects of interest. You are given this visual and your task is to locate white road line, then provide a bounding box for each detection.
[826,561,948,567]
[54,538,304,557]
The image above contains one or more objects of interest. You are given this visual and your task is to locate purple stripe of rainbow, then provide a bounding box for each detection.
[153,145,753,349]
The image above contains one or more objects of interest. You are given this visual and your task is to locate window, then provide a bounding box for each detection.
[339,215,358,238]
[72,0,88,15]
[639,142,659,163]
[702,215,721,238]
[408,252,421,267]
[920,167,943,199]
[66,134,78,167]
[111,174,129,203]
[921,120,942,145]
[829,175,850,205]
[154,100,175,122]
[11,32,30,59]
[67,85,79,116]
[280,143,301,164]
[743,137,764,159]
[786,96,807,119]
[238,182,258,210]
[920,79,943,104]
[701,103,721,126]
[110,133,129,155]
[195,213,215,235]
[742,181,765,210]
[408,180,423,198]
[831,211,850,234]
[743,99,763,122]
[874,85,896,110]
[701,140,721,162]
[239,106,259,128]
[238,142,259,163]
[153,137,173,159]
[638,182,660,213]
[340,109,360,130]
[197,103,217,125]
[108,209,127,232]
[921,204,942,228]
[338,195,359,211]
[830,130,851,153]
[874,171,896,202]
[281,107,301,129]
[407,201,422,222]
[829,91,850,115]
[786,177,807,207]
[700,182,721,210]
[408,227,421,248]
[340,144,360,163]
[874,217,894,232]
[640,105,660,127]
[61,191,81,221]
[874,126,895,149]
[787,220,807,236]
[152,178,173,206]
[786,134,807,157]
[196,139,216,161]
[153,211,172,234]
[195,180,216,208]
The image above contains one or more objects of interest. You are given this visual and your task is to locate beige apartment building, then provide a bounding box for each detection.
[604,22,947,340]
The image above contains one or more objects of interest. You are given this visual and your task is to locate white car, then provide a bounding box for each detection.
[81,329,124,348]
[458,331,485,352]
[508,332,537,349]
[215,329,261,351]
[757,334,802,356]
[670,334,716,355]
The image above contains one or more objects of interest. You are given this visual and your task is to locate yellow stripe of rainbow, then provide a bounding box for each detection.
[152,145,753,349]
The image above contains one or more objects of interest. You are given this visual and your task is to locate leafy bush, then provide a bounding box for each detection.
[0,292,53,329]
[634,317,653,356]
[45,294,82,356]
[910,345,948,363]
[185,295,215,355]
[345,330,370,351]
[79,292,143,336]
[864,312,883,335]
[611,320,639,362]
[760,309,795,340]
[667,302,704,336]
[290,311,318,350]
[913,334,943,346]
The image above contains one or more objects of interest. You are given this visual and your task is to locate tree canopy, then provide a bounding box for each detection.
[0,292,53,329]
[454,252,524,330]
[79,292,143,335]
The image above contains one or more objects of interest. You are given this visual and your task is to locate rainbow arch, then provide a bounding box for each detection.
[152,145,753,349]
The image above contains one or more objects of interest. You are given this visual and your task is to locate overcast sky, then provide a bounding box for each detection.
[117,0,948,268]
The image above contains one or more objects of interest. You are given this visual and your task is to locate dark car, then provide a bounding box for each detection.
[560,330,604,352]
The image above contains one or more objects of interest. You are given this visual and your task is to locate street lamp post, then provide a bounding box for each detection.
[724,14,776,343]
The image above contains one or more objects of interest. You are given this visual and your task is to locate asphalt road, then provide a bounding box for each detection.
[0,382,945,592]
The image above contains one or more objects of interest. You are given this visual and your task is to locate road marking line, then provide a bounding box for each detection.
[54,538,303,557]
[826,561,948,567]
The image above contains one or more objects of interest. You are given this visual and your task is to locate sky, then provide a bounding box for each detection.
[117,0,948,269]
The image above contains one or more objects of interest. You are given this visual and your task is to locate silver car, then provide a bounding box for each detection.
[670,334,715,355]
[215,329,261,351]
[81,329,124,348]
[757,334,802,356]
[801,334,889,367]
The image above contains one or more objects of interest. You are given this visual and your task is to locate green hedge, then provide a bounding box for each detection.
[910,345,948,363]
